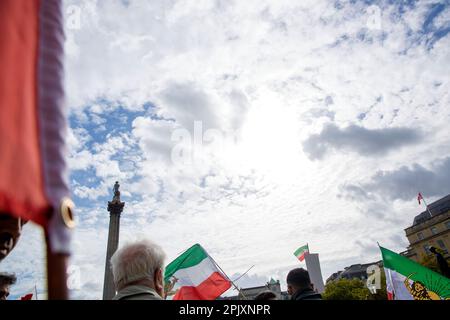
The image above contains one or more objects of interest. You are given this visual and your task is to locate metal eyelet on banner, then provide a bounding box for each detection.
[60,197,75,229]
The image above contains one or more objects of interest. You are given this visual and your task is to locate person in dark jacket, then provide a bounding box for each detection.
[429,246,450,278]
[286,268,322,300]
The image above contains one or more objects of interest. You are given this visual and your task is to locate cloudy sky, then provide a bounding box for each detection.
[3,0,450,299]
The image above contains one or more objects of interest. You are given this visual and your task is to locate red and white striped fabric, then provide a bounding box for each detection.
[0,0,72,253]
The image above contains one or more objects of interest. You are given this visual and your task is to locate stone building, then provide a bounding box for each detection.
[219,279,290,300]
[326,261,381,284]
[402,194,450,262]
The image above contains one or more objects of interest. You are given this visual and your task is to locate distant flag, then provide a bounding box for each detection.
[417,192,433,216]
[417,192,423,205]
[20,293,33,301]
[164,244,231,300]
[294,244,309,262]
[380,246,450,300]
[18,286,38,300]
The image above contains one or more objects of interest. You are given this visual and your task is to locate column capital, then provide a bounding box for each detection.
[107,201,125,216]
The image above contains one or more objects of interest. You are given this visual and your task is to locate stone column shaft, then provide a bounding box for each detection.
[102,201,124,300]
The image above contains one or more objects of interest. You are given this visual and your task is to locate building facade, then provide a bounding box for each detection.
[326,261,382,284]
[403,194,450,262]
[219,279,290,300]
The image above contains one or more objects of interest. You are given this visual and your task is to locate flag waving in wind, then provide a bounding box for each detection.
[18,285,38,300]
[380,246,450,300]
[0,0,73,254]
[417,192,423,205]
[0,0,73,299]
[294,244,309,262]
[164,244,231,300]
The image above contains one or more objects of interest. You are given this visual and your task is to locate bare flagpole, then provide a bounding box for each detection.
[232,265,255,283]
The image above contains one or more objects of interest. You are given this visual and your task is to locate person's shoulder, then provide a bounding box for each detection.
[113,285,163,300]
[303,293,322,300]
[293,290,322,300]
[120,293,162,300]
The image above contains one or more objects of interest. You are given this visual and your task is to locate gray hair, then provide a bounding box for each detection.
[110,239,166,290]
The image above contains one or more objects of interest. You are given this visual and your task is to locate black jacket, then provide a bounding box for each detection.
[291,288,322,300]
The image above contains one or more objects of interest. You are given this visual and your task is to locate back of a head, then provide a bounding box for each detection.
[286,268,311,290]
[255,290,277,300]
[110,239,166,290]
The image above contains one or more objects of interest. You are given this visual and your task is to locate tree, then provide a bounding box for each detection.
[323,269,388,300]
[322,278,371,300]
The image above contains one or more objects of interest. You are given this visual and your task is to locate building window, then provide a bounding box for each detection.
[437,240,447,252]
[417,232,424,240]
[423,245,431,255]
[446,221,450,230]
[430,227,438,235]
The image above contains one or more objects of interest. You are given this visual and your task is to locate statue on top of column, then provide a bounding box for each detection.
[112,181,120,202]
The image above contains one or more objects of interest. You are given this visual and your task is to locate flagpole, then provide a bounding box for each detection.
[46,234,69,300]
[200,245,248,300]
[423,198,433,216]
[34,284,38,300]
[232,265,255,283]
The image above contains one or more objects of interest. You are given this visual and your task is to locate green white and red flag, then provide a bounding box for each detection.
[164,244,231,300]
[294,244,309,262]
[417,192,424,205]
[380,246,450,300]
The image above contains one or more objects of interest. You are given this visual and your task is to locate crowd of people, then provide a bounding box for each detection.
[2,214,449,300]
[0,181,322,301]
[0,228,323,300]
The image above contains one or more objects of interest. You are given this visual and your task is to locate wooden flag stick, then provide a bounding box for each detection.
[46,235,69,300]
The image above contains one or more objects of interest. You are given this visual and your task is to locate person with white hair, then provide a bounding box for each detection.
[110,239,166,300]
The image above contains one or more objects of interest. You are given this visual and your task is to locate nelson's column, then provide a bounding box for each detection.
[102,181,125,300]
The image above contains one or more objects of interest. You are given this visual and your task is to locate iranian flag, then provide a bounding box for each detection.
[417,192,423,205]
[294,244,309,262]
[164,244,231,300]
[380,246,450,300]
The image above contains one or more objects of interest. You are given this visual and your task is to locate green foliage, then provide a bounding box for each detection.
[323,278,371,300]
[323,269,388,300]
